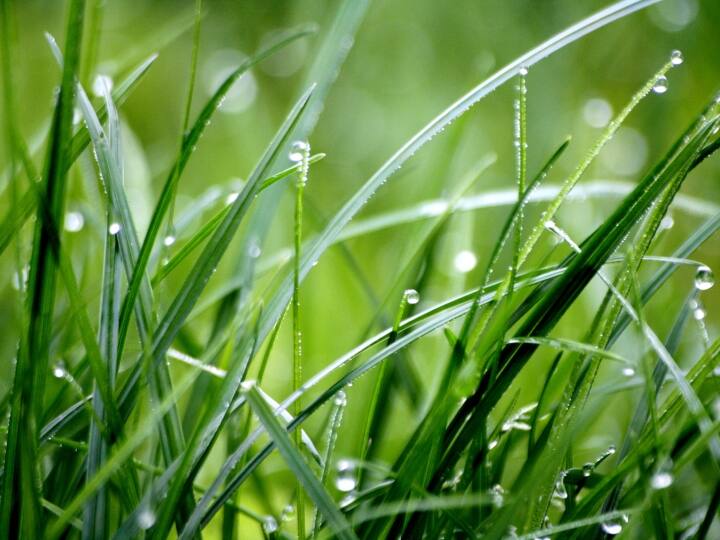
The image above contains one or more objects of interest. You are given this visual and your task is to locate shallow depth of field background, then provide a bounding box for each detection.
[2,0,719,533]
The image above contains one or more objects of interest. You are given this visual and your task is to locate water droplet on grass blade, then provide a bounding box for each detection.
[92,74,114,97]
[653,75,669,94]
[108,222,121,235]
[289,140,309,162]
[335,459,357,492]
[582,463,594,477]
[622,367,635,377]
[404,289,420,305]
[695,265,714,290]
[601,521,623,535]
[65,212,84,232]
[651,471,674,489]
[52,363,66,378]
[453,250,477,273]
[262,516,278,534]
[137,508,156,530]
[670,50,684,65]
[163,235,176,247]
[334,390,347,407]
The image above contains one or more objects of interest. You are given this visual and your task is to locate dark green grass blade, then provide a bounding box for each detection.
[0,1,85,537]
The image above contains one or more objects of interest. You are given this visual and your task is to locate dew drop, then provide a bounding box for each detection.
[660,215,674,230]
[281,504,295,522]
[289,140,309,162]
[52,363,66,379]
[694,306,707,321]
[163,235,176,247]
[108,222,121,235]
[695,265,715,290]
[519,66,528,76]
[92,74,114,97]
[404,289,420,305]
[262,516,278,534]
[653,75,669,94]
[247,241,262,258]
[453,250,477,273]
[137,508,156,530]
[622,367,635,377]
[554,471,568,499]
[601,521,623,535]
[64,211,84,232]
[490,484,505,507]
[582,463,594,477]
[334,390,347,407]
[225,192,239,205]
[670,49,684,65]
[335,459,357,492]
[651,471,673,490]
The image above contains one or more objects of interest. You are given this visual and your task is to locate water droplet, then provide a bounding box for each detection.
[490,484,505,507]
[583,98,613,128]
[651,471,674,489]
[622,367,635,377]
[11,266,28,291]
[225,192,239,205]
[108,223,121,235]
[660,215,674,230]
[554,471,568,499]
[694,306,707,321]
[335,459,357,492]
[137,508,156,530]
[92,74,114,97]
[404,289,420,305]
[653,75,669,94]
[163,235,176,247]
[519,66,528,76]
[488,439,499,450]
[52,363,66,378]
[601,521,623,535]
[64,211,84,233]
[289,141,309,162]
[695,265,715,290]
[334,390,347,407]
[670,50,684,65]
[453,250,477,273]
[247,241,261,258]
[262,516,278,534]
[582,463,594,477]
[281,504,295,522]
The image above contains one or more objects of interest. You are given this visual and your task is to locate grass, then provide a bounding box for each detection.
[1,0,720,538]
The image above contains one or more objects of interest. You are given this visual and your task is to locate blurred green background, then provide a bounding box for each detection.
[2,0,720,534]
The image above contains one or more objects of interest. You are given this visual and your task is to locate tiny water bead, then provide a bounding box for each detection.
[695,265,715,290]
[651,470,674,490]
[262,516,279,534]
[670,49,684,65]
[601,521,623,536]
[453,250,478,273]
[288,140,309,162]
[163,235,176,247]
[404,289,420,305]
[335,459,357,492]
[653,75,669,94]
[490,484,505,507]
[622,367,636,377]
[225,192,239,205]
[582,463,594,477]
[64,211,84,232]
[108,222,122,235]
[334,390,347,407]
[137,508,156,530]
[52,363,67,378]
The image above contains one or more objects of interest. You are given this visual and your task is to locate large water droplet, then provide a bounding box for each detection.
[601,521,623,535]
[404,289,420,305]
[108,223,121,235]
[335,459,357,492]
[289,141,309,162]
[653,75,669,94]
[554,472,568,499]
[64,211,84,232]
[670,50,684,65]
[651,471,674,490]
[52,363,66,379]
[695,265,715,290]
[92,74,114,97]
[453,250,477,273]
[137,508,156,530]
[334,390,347,407]
[262,516,278,534]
